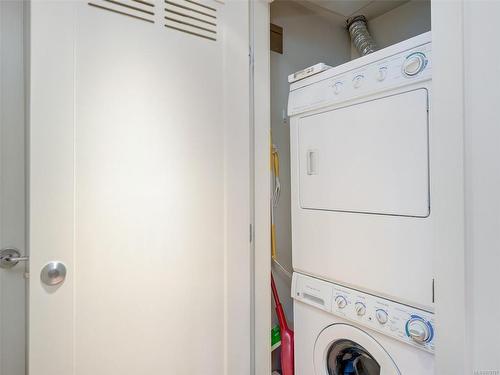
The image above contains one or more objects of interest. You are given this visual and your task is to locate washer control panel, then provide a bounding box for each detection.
[293,272,435,353]
[288,34,431,116]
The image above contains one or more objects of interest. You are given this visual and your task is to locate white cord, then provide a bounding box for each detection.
[272,173,281,208]
[273,258,292,280]
[273,178,281,208]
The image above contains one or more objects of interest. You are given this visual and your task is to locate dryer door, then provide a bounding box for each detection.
[314,324,400,375]
[298,88,429,217]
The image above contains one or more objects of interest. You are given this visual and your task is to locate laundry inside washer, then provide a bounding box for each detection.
[327,339,380,375]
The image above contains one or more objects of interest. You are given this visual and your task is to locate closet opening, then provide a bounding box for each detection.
[266,1,432,374]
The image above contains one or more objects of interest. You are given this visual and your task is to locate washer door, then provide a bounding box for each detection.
[314,324,401,375]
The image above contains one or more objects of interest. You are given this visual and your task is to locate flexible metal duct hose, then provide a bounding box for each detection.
[347,15,377,56]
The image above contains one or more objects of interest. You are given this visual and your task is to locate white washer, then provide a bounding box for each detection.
[288,32,434,309]
[293,272,434,375]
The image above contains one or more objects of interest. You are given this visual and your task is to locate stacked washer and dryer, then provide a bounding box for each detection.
[288,32,434,374]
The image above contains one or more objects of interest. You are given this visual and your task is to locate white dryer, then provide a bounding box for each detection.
[288,32,434,309]
[292,272,434,375]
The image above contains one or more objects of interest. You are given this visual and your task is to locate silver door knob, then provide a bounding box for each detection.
[40,262,67,286]
[0,248,29,269]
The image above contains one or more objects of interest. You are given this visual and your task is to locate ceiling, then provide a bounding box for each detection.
[298,0,409,19]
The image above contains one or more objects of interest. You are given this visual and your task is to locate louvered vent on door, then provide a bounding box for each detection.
[164,0,217,41]
[88,0,156,23]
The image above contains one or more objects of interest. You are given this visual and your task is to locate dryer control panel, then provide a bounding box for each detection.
[292,272,435,353]
[288,32,432,116]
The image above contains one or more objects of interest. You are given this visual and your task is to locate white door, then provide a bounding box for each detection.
[28,1,251,374]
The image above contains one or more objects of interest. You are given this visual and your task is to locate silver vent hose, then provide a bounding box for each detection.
[347,15,377,56]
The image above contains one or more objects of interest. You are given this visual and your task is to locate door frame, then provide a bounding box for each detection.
[250,1,272,374]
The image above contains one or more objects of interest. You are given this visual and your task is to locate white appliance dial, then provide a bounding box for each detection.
[376,309,388,324]
[406,317,433,343]
[333,82,343,95]
[335,295,347,309]
[355,302,366,316]
[376,67,388,81]
[403,52,427,76]
[352,75,364,88]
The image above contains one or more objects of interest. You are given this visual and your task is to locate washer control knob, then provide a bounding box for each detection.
[403,52,427,77]
[406,317,433,343]
[335,295,347,309]
[352,75,364,88]
[377,67,388,81]
[333,82,343,95]
[376,309,388,325]
[355,302,366,316]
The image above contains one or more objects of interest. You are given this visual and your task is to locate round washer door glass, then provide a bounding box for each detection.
[314,324,400,375]
[326,339,380,375]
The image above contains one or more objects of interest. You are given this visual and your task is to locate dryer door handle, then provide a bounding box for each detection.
[307,150,319,175]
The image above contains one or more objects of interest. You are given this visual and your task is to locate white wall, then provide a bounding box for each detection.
[464,2,500,373]
[352,0,431,59]
[0,1,26,375]
[431,2,467,373]
[431,2,500,373]
[269,0,350,343]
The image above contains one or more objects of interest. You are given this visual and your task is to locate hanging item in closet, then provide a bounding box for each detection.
[271,143,280,261]
[270,137,294,374]
[271,274,294,375]
[271,143,291,279]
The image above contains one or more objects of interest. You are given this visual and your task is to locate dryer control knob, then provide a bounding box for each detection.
[403,52,427,77]
[335,295,347,309]
[352,75,364,88]
[333,82,343,95]
[376,67,388,81]
[375,309,388,325]
[406,317,433,343]
[355,302,366,316]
